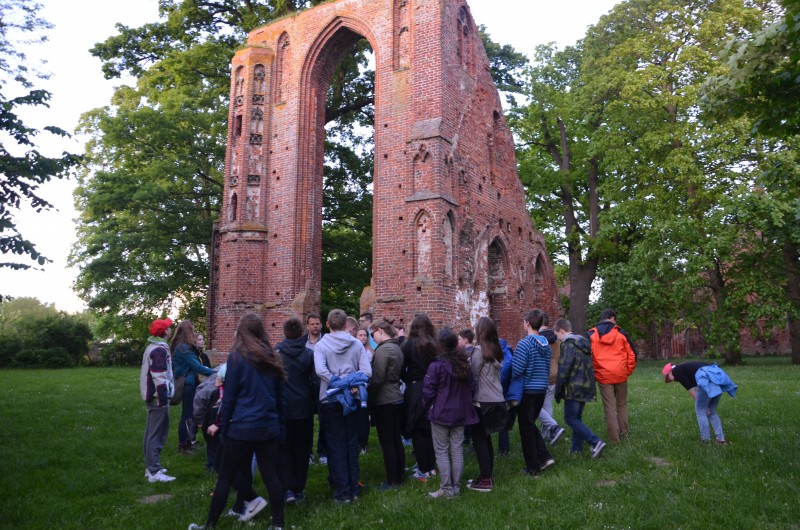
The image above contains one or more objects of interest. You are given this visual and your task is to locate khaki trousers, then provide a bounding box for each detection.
[598,381,628,443]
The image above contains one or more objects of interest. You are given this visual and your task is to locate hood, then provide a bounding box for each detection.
[322,331,360,354]
[593,321,618,343]
[539,328,557,345]
[276,336,309,359]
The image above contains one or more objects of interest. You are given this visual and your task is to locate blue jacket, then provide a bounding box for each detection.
[511,334,551,393]
[499,339,523,404]
[219,350,286,442]
[326,372,369,416]
[696,363,737,399]
[173,342,216,386]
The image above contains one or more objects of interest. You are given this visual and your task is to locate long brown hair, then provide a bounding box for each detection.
[438,328,471,380]
[232,312,286,379]
[407,313,439,364]
[475,316,503,364]
[170,319,197,353]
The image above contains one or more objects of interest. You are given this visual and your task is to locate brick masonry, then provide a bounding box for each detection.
[207,0,561,354]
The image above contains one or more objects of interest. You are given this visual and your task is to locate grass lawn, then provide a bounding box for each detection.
[2,358,799,529]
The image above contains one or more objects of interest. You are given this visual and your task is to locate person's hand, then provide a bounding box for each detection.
[706,408,711,417]
[208,424,219,436]
[350,387,359,396]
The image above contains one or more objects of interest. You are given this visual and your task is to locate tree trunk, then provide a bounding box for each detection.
[783,242,800,364]
[568,261,596,335]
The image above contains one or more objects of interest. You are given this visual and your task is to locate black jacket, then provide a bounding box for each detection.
[276,336,316,420]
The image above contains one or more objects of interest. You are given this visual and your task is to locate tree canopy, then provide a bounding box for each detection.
[516,0,793,362]
[0,0,80,279]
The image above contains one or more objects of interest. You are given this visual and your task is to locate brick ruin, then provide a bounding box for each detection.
[207,0,560,353]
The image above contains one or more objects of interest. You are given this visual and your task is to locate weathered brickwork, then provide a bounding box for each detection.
[207,0,561,353]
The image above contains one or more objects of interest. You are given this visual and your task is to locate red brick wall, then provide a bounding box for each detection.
[208,0,561,354]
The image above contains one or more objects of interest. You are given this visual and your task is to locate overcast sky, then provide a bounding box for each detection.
[0,0,621,313]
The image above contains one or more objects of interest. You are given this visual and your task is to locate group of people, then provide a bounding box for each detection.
[139,307,734,529]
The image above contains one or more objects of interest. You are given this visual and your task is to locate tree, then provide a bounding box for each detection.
[0,297,92,367]
[703,0,800,363]
[0,0,80,278]
[517,0,780,362]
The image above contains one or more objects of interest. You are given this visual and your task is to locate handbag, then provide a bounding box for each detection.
[170,375,185,406]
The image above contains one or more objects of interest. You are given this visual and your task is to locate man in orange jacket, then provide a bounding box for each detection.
[587,309,637,443]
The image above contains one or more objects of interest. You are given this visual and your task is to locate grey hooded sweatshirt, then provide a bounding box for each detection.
[314,330,372,401]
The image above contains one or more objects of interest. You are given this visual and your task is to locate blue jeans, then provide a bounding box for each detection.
[695,388,724,441]
[319,401,360,501]
[563,399,600,453]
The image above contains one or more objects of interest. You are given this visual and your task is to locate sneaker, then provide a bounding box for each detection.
[239,496,267,522]
[147,469,176,483]
[549,427,566,445]
[521,468,542,477]
[716,439,728,445]
[467,478,493,492]
[540,458,556,471]
[591,440,607,459]
[428,489,453,499]
[285,490,297,503]
[308,454,315,465]
[318,456,328,465]
[411,470,429,482]
[226,508,241,518]
[145,467,168,478]
[294,492,306,502]
[360,447,367,456]
[402,437,412,446]
[429,469,437,476]
[377,481,400,492]
[188,524,205,530]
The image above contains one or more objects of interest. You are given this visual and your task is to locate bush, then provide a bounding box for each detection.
[98,340,141,366]
[0,298,93,368]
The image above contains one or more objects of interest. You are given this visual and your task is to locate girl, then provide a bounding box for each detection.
[401,314,439,481]
[188,312,287,529]
[171,320,216,452]
[369,318,406,490]
[421,329,478,498]
[467,317,506,492]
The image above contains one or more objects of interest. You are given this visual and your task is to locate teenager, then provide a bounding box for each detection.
[467,317,507,492]
[554,319,606,457]
[188,312,286,529]
[422,329,478,498]
[369,318,406,490]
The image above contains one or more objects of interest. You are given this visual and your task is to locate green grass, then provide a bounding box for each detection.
[2,359,799,529]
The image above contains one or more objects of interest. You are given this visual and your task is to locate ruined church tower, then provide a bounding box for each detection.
[207,0,560,352]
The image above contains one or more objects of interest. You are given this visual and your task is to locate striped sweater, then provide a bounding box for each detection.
[511,333,551,393]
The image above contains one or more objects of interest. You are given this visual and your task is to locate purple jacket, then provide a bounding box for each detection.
[421,357,479,427]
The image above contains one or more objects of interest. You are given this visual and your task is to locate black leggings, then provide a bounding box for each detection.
[471,408,494,479]
[207,438,284,527]
[374,403,406,484]
[411,427,435,473]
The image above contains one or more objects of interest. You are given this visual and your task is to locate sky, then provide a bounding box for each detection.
[0,0,621,313]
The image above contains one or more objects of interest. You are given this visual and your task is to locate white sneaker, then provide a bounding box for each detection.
[145,467,167,478]
[239,496,267,522]
[147,469,176,483]
[591,440,607,459]
[188,524,205,530]
[318,456,328,465]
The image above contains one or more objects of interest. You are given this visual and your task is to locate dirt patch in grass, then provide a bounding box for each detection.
[648,457,671,467]
[596,480,618,487]
[138,494,172,504]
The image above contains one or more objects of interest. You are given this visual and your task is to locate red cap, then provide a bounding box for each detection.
[149,318,173,337]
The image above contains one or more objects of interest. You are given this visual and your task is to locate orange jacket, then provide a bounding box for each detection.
[588,322,636,384]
